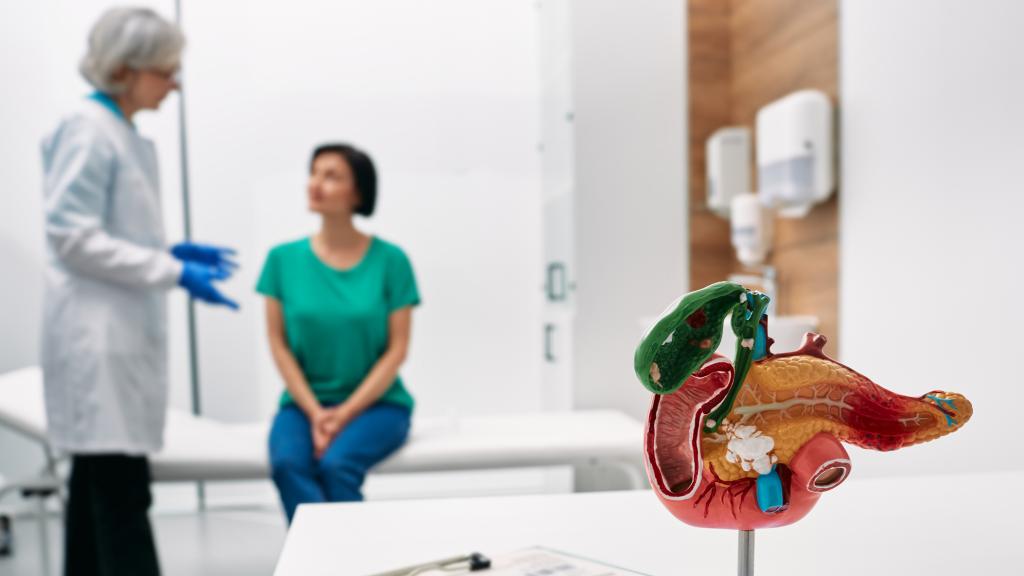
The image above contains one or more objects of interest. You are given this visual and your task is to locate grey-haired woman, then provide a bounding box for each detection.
[42,7,236,575]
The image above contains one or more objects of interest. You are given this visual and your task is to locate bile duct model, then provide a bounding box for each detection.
[634,282,972,572]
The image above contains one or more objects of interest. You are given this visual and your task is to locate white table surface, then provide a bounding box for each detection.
[275,470,1023,575]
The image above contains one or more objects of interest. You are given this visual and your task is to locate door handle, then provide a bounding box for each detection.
[544,323,556,363]
[546,262,567,302]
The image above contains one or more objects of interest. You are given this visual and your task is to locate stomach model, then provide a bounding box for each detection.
[635,282,972,530]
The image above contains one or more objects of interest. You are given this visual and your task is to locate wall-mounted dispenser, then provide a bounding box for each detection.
[706,127,751,218]
[756,89,834,218]
[730,192,773,267]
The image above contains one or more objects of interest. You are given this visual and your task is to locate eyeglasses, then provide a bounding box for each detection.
[140,67,182,84]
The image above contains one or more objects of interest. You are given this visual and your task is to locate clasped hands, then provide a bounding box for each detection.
[310,404,355,458]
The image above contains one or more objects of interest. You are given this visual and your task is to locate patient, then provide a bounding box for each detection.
[257,143,420,523]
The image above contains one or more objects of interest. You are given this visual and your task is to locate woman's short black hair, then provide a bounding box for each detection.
[311,143,377,217]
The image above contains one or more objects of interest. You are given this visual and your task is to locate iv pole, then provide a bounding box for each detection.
[173,0,205,511]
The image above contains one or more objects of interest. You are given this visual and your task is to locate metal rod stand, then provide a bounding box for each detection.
[738,530,754,576]
[174,0,206,514]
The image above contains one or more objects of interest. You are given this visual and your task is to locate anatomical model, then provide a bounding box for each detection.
[635,282,972,530]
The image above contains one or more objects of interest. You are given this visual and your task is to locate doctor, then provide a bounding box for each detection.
[41,7,236,576]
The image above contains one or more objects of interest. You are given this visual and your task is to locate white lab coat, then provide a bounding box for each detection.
[40,99,182,454]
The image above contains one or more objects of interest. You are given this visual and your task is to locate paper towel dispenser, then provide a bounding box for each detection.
[756,89,835,218]
[706,127,751,218]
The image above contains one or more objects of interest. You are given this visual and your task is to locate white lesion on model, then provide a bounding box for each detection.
[721,421,778,475]
[650,362,661,385]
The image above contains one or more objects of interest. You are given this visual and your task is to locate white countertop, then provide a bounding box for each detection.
[275,469,1023,575]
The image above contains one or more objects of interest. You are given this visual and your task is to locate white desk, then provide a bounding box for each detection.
[275,470,1024,575]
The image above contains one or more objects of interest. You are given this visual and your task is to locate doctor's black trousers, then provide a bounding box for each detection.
[64,454,160,576]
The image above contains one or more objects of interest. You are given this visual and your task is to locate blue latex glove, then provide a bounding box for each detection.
[171,242,238,274]
[179,261,239,310]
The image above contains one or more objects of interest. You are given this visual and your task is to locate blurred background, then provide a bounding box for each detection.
[1,0,1021,573]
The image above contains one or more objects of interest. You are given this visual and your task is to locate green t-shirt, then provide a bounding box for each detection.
[256,236,420,410]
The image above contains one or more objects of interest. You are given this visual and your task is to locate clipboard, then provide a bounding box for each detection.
[369,546,651,576]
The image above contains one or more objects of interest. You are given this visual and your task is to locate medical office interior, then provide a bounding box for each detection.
[0,0,1021,574]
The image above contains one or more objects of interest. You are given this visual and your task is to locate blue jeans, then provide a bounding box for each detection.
[268,403,411,523]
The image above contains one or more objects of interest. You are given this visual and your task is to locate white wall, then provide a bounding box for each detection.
[570,0,688,420]
[839,0,1024,477]
[0,0,190,483]
[177,0,545,504]
[181,0,543,428]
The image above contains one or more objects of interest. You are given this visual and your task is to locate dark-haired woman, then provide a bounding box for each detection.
[257,144,420,523]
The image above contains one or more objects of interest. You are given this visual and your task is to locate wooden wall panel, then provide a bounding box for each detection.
[688,0,735,292]
[688,0,840,354]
